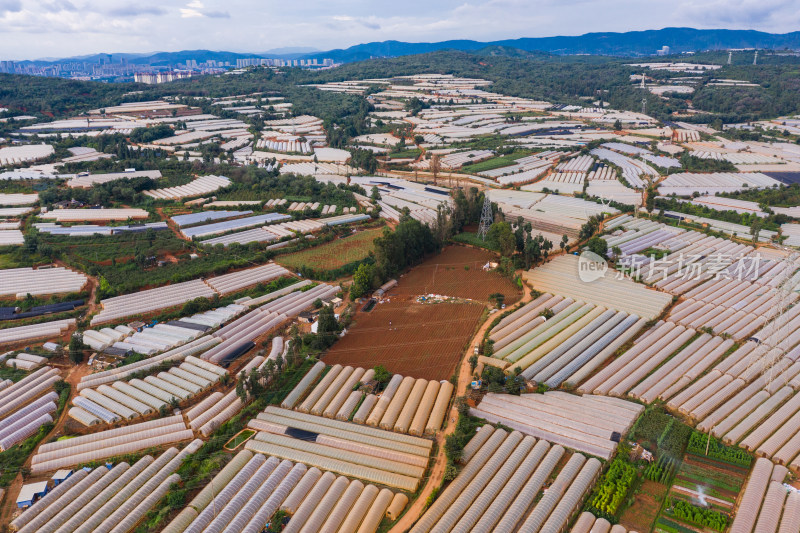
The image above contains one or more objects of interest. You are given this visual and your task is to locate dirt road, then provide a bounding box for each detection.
[388,283,534,533]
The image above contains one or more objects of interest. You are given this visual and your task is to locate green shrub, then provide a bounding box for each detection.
[686,431,752,468]
[587,459,637,518]
[666,498,728,531]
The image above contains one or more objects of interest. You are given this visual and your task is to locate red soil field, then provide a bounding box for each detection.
[391,246,521,304]
[324,300,484,381]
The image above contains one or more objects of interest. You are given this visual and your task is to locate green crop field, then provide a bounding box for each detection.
[277,227,384,271]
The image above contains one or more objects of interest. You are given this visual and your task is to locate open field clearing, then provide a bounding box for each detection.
[616,481,668,533]
[276,227,384,271]
[391,246,521,304]
[40,230,185,266]
[324,300,483,381]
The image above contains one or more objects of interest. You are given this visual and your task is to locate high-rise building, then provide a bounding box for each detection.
[656,45,671,56]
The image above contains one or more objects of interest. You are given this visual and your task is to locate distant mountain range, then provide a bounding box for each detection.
[15,27,800,66]
[306,28,800,62]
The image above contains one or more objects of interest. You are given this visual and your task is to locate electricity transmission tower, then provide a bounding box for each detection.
[640,73,648,116]
[477,195,493,241]
[745,250,799,387]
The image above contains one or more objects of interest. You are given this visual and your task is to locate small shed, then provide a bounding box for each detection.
[51,469,73,486]
[373,279,397,298]
[17,481,49,508]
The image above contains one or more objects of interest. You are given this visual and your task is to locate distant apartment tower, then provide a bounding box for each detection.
[234,57,332,69]
[157,71,192,83]
[134,72,158,84]
[0,61,15,73]
[656,45,671,56]
[134,71,192,84]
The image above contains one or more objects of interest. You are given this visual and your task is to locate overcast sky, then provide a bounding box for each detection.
[1,0,799,60]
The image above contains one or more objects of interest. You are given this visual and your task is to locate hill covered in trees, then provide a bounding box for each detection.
[306,28,800,62]
[2,48,799,124]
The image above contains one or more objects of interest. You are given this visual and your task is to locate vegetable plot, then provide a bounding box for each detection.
[587,459,636,518]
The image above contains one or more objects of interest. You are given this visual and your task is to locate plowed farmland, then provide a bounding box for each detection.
[392,245,521,304]
[324,300,484,380]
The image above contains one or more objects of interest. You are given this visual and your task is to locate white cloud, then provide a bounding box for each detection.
[0,0,798,61]
[180,1,228,19]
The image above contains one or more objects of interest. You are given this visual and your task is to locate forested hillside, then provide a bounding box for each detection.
[2,48,799,124]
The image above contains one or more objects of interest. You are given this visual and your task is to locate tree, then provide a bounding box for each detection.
[586,236,609,258]
[487,222,516,257]
[430,154,441,185]
[469,355,479,374]
[370,186,381,201]
[498,256,515,278]
[268,510,289,532]
[508,368,525,396]
[444,463,458,481]
[578,216,601,241]
[541,238,553,260]
[263,359,276,380]
[373,218,439,278]
[560,234,569,252]
[750,217,762,243]
[489,292,505,308]
[645,185,656,213]
[483,339,495,357]
[317,305,338,337]
[613,119,622,131]
[350,263,375,299]
[68,334,85,364]
[514,225,525,253]
[524,237,541,268]
[373,365,392,384]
